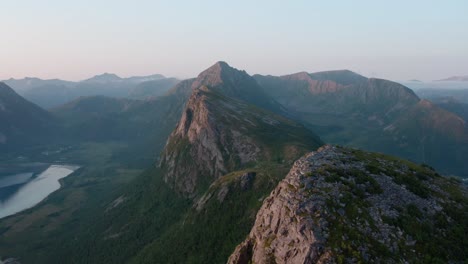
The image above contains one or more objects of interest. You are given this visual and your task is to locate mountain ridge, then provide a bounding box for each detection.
[0,63,467,264]
[254,71,468,177]
[3,73,172,108]
[229,145,468,263]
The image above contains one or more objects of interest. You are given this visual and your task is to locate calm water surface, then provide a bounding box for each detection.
[0,165,79,219]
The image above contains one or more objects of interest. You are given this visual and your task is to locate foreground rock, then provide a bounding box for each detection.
[229,145,467,264]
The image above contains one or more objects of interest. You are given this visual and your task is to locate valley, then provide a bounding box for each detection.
[0,62,466,263]
[2,2,467,263]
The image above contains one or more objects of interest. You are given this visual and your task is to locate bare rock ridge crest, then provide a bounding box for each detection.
[229,145,467,264]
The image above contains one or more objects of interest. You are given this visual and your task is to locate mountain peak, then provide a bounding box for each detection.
[212,60,230,69]
[159,84,322,197]
[194,61,243,86]
[192,62,283,113]
[83,73,121,82]
[308,69,367,85]
[207,60,232,71]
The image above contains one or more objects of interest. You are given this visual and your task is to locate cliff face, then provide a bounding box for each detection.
[229,145,467,264]
[159,85,322,197]
[159,62,323,197]
[159,86,260,196]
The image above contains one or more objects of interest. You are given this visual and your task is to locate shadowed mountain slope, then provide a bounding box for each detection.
[0,82,56,152]
[255,71,468,177]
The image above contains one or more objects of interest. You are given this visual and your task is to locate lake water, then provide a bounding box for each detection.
[0,165,79,219]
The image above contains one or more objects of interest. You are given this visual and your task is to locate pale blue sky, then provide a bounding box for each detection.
[1,0,467,81]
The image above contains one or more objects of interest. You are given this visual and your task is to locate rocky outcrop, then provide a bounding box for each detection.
[159,86,260,196]
[229,145,467,264]
[159,82,323,197]
[159,62,322,197]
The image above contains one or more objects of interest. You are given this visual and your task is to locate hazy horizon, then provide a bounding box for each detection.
[1,0,467,82]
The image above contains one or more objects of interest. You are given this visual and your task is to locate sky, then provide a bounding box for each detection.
[1,0,467,81]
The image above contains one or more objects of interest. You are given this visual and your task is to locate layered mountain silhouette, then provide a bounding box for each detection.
[82,73,165,83]
[2,77,74,95]
[3,73,175,108]
[435,75,468,82]
[51,89,190,162]
[0,62,466,264]
[128,78,180,99]
[255,70,468,177]
[2,62,322,263]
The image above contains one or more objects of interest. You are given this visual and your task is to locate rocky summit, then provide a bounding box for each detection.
[159,62,322,197]
[159,84,322,197]
[229,145,467,264]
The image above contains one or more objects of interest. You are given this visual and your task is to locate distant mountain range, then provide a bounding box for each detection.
[3,73,178,108]
[128,78,180,99]
[2,63,467,175]
[0,62,467,263]
[255,70,468,177]
[435,75,468,82]
[81,73,165,83]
